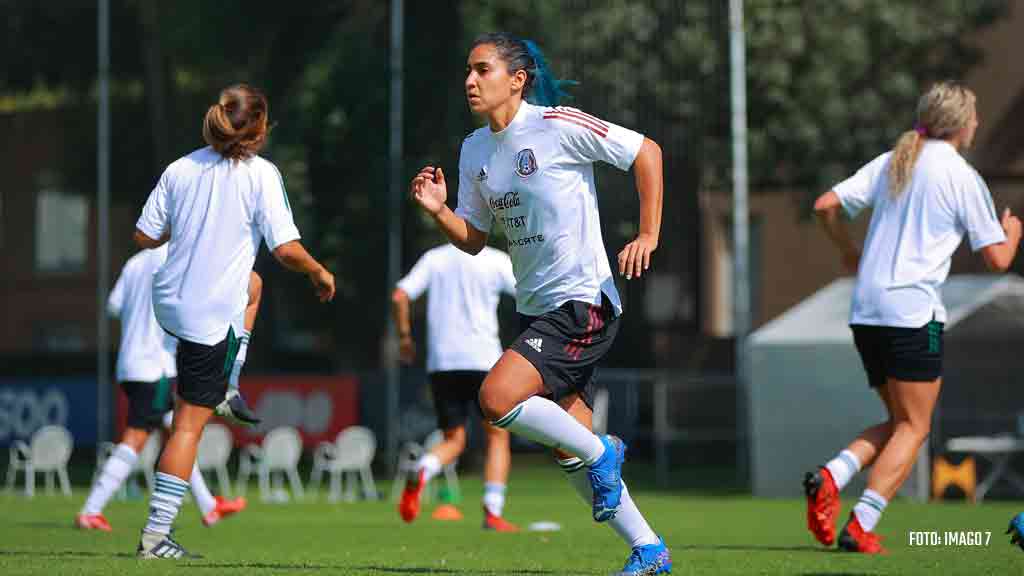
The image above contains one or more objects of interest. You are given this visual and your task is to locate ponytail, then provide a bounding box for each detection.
[887,129,927,197]
[202,84,270,161]
[887,82,976,197]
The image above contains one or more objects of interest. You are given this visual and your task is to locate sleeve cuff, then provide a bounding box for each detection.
[135,218,164,242]
[266,227,301,251]
[970,231,1007,252]
[616,131,645,171]
[455,207,491,234]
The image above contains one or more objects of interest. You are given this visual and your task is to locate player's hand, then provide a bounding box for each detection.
[618,233,658,280]
[1001,207,1022,242]
[1007,513,1024,551]
[410,166,448,216]
[398,334,416,365]
[310,267,335,303]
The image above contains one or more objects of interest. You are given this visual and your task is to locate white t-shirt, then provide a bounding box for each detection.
[136,147,300,345]
[454,101,645,317]
[108,245,178,382]
[834,140,1006,327]
[397,244,515,373]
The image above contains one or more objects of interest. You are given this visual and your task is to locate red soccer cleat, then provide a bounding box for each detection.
[75,513,112,532]
[398,470,426,523]
[838,513,886,554]
[803,467,840,546]
[482,508,519,532]
[202,495,247,527]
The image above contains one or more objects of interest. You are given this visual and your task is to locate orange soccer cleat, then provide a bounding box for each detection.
[202,495,248,527]
[76,513,113,532]
[482,508,519,532]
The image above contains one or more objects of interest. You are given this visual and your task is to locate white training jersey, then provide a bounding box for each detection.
[454,101,645,317]
[834,140,1006,328]
[397,244,515,373]
[107,245,178,382]
[136,146,300,345]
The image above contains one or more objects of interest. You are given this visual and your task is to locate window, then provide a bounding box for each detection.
[35,188,88,273]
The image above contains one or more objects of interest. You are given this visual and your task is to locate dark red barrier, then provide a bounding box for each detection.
[116,375,360,448]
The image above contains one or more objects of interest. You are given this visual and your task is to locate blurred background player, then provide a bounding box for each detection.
[806,82,1021,554]
[76,245,247,532]
[215,270,262,426]
[132,84,335,558]
[394,242,518,531]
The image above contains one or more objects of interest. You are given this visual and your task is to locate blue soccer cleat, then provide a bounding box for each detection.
[588,435,626,522]
[1007,512,1024,551]
[616,536,672,575]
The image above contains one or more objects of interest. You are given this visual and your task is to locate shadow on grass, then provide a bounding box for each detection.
[12,521,80,529]
[674,543,836,554]
[794,569,876,573]
[0,552,554,574]
[0,549,136,559]
[186,564,553,574]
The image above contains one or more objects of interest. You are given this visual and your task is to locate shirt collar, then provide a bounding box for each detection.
[490,101,531,141]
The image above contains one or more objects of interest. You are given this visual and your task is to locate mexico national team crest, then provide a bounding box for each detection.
[514,148,538,178]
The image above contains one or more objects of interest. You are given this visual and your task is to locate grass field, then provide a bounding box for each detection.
[1,460,1021,575]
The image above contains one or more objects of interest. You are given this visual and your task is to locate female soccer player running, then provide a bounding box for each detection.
[76,246,248,532]
[133,84,335,559]
[410,33,670,575]
[806,82,1021,553]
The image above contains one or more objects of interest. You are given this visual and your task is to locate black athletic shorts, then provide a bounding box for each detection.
[429,370,487,430]
[509,294,620,407]
[851,320,944,388]
[120,377,175,429]
[175,327,240,409]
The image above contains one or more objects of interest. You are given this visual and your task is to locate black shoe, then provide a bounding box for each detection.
[215,390,261,426]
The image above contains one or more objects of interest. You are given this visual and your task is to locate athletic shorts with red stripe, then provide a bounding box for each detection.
[509,294,620,408]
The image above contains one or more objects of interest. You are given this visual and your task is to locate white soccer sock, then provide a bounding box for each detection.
[82,443,138,515]
[190,464,217,516]
[825,449,862,491]
[416,453,442,484]
[559,457,659,548]
[492,397,605,464]
[853,489,888,532]
[144,472,189,536]
[228,330,251,392]
[482,482,507,517]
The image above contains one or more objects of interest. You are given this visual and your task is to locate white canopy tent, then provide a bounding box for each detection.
[748,274,1024,499]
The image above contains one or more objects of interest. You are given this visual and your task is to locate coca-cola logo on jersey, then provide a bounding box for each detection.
[489,191,521,211]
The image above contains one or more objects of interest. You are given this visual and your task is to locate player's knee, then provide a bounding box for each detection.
[478,383,509,422]
[121,428,149,452]
[444,427,467,452]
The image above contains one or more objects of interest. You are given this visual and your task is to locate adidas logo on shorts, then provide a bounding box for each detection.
[525,338,543,353]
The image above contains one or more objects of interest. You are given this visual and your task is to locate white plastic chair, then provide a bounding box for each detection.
[236,426,304,502]
[94,431,163,499]
[197,423,234,496]
[5,425,73,497]
[389,429,458,503]
[310,426,378,502]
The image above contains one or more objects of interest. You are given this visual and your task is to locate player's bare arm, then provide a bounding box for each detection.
[618,137,662,280]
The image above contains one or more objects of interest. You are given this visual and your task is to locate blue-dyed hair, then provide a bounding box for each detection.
[470,33,575,107]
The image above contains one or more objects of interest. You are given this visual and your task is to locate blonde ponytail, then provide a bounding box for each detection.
[887,82,976,197]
